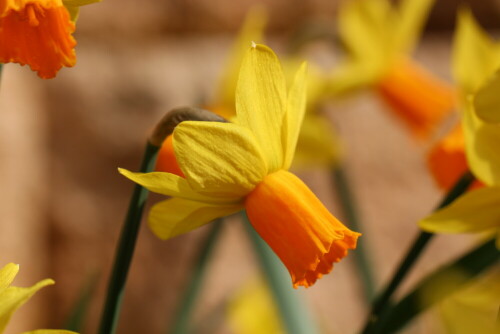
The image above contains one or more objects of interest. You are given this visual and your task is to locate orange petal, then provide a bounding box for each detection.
[155,134,185,177]
[376,58,456,139]
[245,170,360,288]
[427,124,483,191]
[0,1,76,79]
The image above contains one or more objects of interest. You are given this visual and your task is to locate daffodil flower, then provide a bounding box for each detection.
[427,9,500,190]
[121,44,360,288]
[0,0,99,79]
[0,263,78,334]
[156,9,341,174]
[419,69,500,248]
[327,0,455,138]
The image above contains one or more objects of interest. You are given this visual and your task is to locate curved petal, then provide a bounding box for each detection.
[118,168,234,204]
[473,69,500,123]
[0,279,54,333]
[0,263,18,294]
[235,43,287,172]
[148,198,242,240]
[463,99,500,186]
[452,8,500,95]
[174,121,267,197]
[283,62,307,169]
[394,0,434,53]
[419,186,500,236]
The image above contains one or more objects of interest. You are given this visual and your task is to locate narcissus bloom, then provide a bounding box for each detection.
[427,9,500,190]
[0,263,77,334]
[0,0,99,79]
[327,0,455,138]
[122,44,360,288]
[420,70,500,248]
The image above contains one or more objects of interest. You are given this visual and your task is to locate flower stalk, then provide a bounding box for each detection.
[360,170,475,333]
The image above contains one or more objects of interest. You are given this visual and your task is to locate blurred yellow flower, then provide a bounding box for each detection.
[227,279,285,334]
[427,9,500,190]
[0,263,77,334]
[437,269,500,334]
[328,0,455,138]
[0,0,99,79]
[121,44,360,288]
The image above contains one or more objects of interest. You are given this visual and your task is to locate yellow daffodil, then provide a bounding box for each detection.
[227,279,285,334]
[121,44,360,288]
[419,69,500,248]
[156,9,341,174]
[328,0,455,138]
[0,0,99,79]
[427,9,500,190]
[0,263,77,334]
[437,269,500,334]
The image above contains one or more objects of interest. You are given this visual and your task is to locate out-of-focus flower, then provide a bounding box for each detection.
[427,9,500,190]
[436,269,500,334]
[156,8,341,174]
[327,0,455,139]
[419,69,500,248]
[227,279,285,334]
[0,0,99,79]
[121,44,360,288]
[0,263,77,334]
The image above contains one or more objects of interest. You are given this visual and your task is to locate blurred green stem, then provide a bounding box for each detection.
[360,171,475,334]
[65,272,99,331]
[243,213,320,334]
[332,165,376,302]
[371,238,499,333]
[168,220,224,334]
[98,142,159,334]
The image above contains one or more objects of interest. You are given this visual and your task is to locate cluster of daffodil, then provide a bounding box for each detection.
[1,0,499,332]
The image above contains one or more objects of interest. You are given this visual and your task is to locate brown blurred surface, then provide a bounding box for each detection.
[0,0,495,333]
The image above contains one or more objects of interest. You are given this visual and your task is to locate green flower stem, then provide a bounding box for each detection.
[371,238,500,334]
[168,220,224,334]
[65,272,99,331]
[360,171,475,334]
[98,142,159,334]
[332,165,376,302]
[243,213,320,334]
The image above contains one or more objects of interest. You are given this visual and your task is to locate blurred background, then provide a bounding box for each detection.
[0,0,499,333]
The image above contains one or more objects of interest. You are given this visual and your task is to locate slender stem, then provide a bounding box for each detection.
[242,213,320,334]
[332,165,376,302]
[360,171,475,334]
[168,220,224,334]
[98,142,159,334]
[371,239,499,333]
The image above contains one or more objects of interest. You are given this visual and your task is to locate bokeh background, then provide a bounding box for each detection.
[0,0,499,333]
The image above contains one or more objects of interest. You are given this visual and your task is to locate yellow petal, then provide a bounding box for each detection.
[63,0,100,21]
[324,62,381,96]
[0,279,54,333]
[419,186,500,237]
[0,263,19,293]
[393,0,434,53]
[118,168,234,204]
[174,121,268,198]
[283,62,307,169]
[473,69,500,123]
[452,8,500,96]
[462,98,500,186]
[236,43,287,172]
[148,198,242,240]
[215,7,267,112]
[337,0,392,72]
